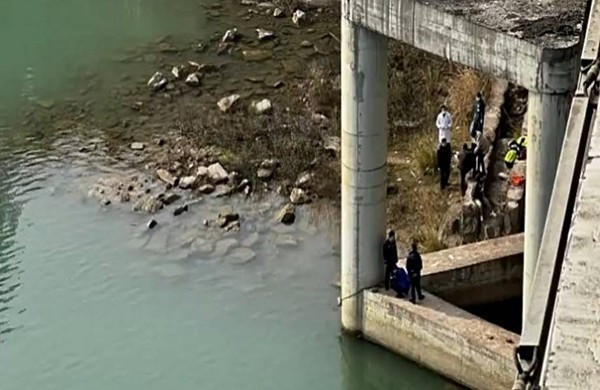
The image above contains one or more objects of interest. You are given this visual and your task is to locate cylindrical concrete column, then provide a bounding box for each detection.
[340,17,388,333]
[523,90,571,324]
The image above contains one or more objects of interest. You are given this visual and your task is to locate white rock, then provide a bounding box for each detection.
[292,9,306,26]
[185,73,201,87]
[130,142,145,151]
[295,171,313,188]
[260,159,279,169]
[207,163,229,184]
[273,7,284,17]
[290,187,310,204]
[171,66,180,79]
[147,71,168,91]
[179,176,197,189]
[256,28,275,40]
[277,204,296,225]
[251,98,272,114]
[257,2,274,8]
[156,169,177,186]
[218,94,240,112]
[257,168,273,180]
[222,28,239,43]
[197,166,209,177]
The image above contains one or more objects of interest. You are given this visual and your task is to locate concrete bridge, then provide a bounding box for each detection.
[338,0,600,388]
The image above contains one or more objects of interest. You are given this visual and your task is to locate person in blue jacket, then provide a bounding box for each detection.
[391,267,411,298]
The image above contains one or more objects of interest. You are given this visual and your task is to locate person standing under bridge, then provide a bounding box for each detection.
[437,138,452,190]
[382,230,398,290]
[470,91,486,139]
[406,242,425,304]
[436,105,453,146]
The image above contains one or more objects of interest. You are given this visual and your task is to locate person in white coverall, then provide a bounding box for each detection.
[436,105,452,145]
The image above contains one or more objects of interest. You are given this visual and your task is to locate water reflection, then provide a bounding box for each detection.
[339,335,465,390]
[0,134,26,341]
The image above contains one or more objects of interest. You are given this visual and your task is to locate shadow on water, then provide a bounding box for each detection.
[339,335,465,390]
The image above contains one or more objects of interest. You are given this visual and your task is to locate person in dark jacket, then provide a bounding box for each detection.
[437,138,452,190]
[457,143,476,196]
[470,92,486,138]
[382,230,398,290]
[406,242,425,304]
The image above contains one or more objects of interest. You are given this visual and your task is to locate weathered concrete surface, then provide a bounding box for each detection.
[363,289,519,390]
[410,0,586,48]
[540,113,600,388]
[343,0,580,92]
[422,234,524,306]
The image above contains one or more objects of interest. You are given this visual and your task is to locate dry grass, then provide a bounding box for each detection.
[447,68,493,144]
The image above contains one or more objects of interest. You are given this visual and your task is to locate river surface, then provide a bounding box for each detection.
[0,1,460,389]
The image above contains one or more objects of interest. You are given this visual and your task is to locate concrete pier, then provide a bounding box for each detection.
[523,90,573,324]
[340,16,388,332]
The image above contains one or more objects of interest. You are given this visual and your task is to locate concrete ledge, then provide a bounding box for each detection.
[343,0,579,92]
[363,290,518,390]
[423,234,524,306]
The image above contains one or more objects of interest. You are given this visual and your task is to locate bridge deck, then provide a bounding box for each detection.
[542,112,600,387]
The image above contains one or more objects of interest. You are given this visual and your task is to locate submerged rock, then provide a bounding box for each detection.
[217,212,240,228]
[242,49,272,62]
[256,28,275,40]
[277,203,296,225]
[228,247,256,264]
[173,204,189,216]
[185,73,201,87]
[133,195,163,213]
[217,94,240,112]
[160,192,181,205]
[275,234,298,248]
[221,28,240,43]
[251,99,272,114]
[130,142,145,151]
[147,71,168,91]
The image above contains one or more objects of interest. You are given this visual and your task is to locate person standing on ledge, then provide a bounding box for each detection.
[437,138,452,190]
[382,230,398,290]
[406,242,425,304]
[469,91,486,140]
[435,105,453,146]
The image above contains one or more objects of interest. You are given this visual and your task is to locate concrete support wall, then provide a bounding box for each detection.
[422,234,524,307]
[363,291,518,390]
[340,16,388,332]
[523,90,572,324]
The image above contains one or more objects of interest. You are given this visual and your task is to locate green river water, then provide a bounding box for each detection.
[0,1,460,389]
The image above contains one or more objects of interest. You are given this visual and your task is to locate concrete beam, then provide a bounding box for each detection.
[340,16,388,332]
[422,234,524,306]
[343,0,579,92]
[363,290,518,390]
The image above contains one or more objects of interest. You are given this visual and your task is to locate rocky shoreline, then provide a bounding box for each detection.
[17,0,343,232]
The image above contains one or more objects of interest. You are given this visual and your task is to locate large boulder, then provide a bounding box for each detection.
[207,163,229,184]
[156,169,178,186]
[290,188,310,204]
[133,195,163,214]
